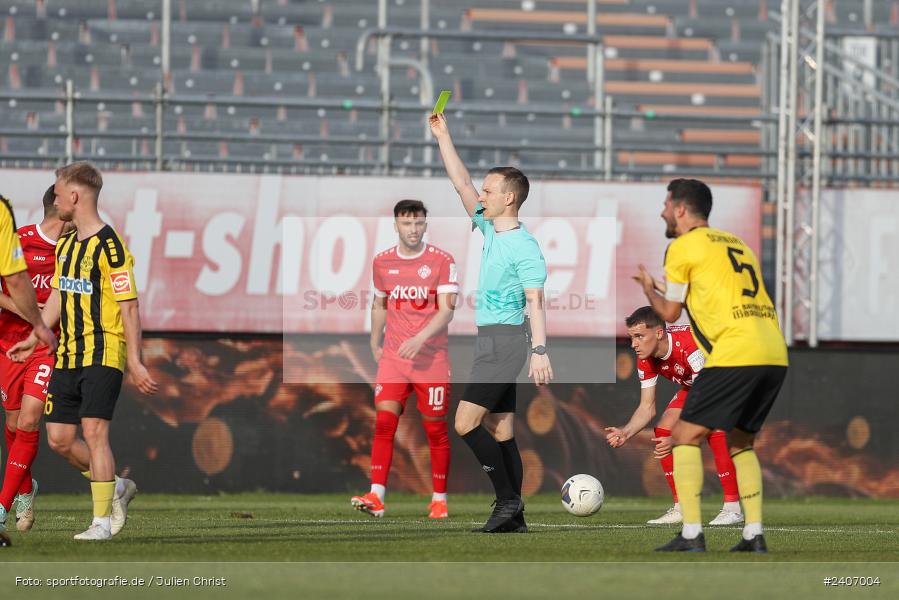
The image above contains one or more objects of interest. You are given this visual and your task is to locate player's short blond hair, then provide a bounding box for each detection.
[56,161,103,197]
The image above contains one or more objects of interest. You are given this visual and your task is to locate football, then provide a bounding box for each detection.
[561,474,604,517]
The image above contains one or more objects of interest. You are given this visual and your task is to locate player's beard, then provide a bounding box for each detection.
[664,216,677,239]
[401,236,423,253]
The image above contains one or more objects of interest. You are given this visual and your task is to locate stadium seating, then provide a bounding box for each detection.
[0,0,893,176]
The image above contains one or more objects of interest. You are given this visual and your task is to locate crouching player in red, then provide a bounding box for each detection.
[351,200,458,519]
[0,185,69,535]
[605,307,743,525]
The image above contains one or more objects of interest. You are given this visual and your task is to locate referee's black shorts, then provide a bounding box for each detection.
[680,365,788,433]
[45,366,124,424]
[462,324,529,414]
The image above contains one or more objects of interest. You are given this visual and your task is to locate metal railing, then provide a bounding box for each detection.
[0,81,783,181]
[769,0,899,348]
[0,12,895,185]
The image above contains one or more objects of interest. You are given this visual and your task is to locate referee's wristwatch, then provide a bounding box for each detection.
[531,345,547,355]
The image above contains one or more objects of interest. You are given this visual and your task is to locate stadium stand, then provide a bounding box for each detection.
[0,0,896,178]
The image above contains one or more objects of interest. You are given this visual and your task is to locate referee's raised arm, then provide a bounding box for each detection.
[429,113,480,217]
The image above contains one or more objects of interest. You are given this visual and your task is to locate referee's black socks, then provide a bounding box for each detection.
[462,426,517,500]
[499,438,523,496]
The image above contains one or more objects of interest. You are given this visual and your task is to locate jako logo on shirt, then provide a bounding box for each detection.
[110,270,133,294]
[389,286,429,300]
[58,277,93,294]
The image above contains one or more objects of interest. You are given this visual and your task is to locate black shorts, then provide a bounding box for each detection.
[680,365,787,433]
[45,366,124,424]
[462,325,529,414]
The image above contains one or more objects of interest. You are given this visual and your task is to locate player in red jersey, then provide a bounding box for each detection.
[605,307,743,525]
[351,200,458,519]
[0,186,71,535]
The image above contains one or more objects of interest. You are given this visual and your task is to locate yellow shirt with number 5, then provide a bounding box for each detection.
[664,227,788,368]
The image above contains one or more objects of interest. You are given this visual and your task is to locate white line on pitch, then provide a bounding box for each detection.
[275,519,898,534]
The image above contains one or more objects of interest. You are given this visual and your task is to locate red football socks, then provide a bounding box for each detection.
[707,430,740,502]
[369,410,400,487]
[422,419,450,494]
[0,429,39,511]
[655,427,677,502]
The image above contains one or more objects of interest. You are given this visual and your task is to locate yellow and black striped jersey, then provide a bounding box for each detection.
[52,225,138,371]
[664,226,788,368]
[0,194,27,277]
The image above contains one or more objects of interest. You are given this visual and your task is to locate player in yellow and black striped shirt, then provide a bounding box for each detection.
[635,179,788,555]
[8,162,158,542]
[52,222,138,371]
[0,194,57,352]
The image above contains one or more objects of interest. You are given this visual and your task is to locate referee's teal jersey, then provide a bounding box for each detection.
[472,210,547,326]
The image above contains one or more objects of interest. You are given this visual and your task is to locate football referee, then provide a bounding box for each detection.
[430,113,552,533]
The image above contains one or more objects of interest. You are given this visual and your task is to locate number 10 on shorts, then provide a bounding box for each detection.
[428,386,445,407]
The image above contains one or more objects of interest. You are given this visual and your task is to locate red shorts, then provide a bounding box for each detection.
[666,388,690,411]
[0,352,54,412]
[374,355,451,418]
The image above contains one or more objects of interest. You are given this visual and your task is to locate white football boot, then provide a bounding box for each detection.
[708,506,745,526]
[111,478,137,535]
[647,505,683,525]
[74,523,112,541]
[15,478,38,532]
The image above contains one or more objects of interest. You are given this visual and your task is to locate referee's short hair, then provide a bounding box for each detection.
[394,199,428,217]
[488,166,530,208]
[667,178,712,220]
[625,306,665,330]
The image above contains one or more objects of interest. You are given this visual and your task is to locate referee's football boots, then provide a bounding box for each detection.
[480,496,525,533]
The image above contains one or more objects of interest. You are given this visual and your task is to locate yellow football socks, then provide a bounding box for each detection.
[90,481,115,518]
[732,448,764,525]
[672,444,703,525]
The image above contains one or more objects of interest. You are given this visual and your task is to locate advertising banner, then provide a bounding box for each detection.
[3,171,761,337]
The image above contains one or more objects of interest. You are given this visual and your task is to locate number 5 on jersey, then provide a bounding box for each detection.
[727,246,759,298]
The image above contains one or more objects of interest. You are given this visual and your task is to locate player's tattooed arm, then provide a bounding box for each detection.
[5,289,60,360]
[4,270,57,352]
[0,289,24,318]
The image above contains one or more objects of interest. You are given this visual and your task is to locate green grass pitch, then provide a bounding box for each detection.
[1,493,897,599]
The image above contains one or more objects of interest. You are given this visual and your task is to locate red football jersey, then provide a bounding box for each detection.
[372,244,458,362]
[637,325,706,390]
[0,224,58,352]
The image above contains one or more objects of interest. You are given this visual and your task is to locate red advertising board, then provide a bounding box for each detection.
[3,172,760,336]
